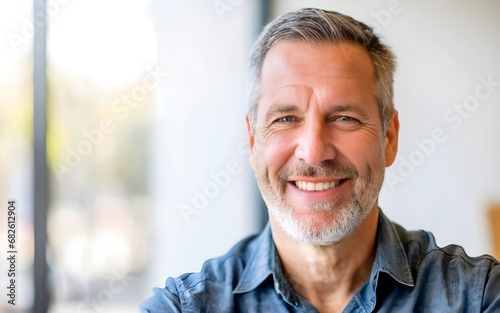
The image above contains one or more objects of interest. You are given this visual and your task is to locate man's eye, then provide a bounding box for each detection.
[276,116,296,123]
[333,116,361,129]
[336,116,358,123]
[337,116,354,122]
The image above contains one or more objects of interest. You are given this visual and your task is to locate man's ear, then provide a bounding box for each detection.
[246,115,256,169]
[384,109,399,167]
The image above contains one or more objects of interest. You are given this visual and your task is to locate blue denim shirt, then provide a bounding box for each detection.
[140,211,500,312]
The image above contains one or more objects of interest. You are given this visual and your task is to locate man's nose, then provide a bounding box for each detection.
[294,121,336,167]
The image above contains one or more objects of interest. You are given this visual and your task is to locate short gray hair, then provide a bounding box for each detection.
[248,8,397,133]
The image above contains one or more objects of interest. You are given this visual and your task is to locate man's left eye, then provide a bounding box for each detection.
[276,116,295,123]
[337,116,355,122]
[333,116,361,128]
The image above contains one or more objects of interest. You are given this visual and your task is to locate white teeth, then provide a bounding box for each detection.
[294,180,341,191]
[315,182,324,191]
[307,182,314,191]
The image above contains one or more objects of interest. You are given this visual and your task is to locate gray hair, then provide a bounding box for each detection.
[248,8,397,133]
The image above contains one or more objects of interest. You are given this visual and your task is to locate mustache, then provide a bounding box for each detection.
[278,160,358,181]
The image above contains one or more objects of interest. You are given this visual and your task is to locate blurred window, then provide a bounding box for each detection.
[46,0,157,311]
[0,1,35,311]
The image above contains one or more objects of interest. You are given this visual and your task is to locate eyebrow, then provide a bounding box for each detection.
[263,103,299,125]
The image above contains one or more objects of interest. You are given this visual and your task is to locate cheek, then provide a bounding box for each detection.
[254,135,296,173]
[337,135,384,168]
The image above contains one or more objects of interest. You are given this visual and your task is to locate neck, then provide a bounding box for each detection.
[270,206,379,313]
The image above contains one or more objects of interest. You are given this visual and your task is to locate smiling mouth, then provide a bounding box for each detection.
[293,180,346,191]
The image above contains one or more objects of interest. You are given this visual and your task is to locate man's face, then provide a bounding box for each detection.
[247,41,398,245]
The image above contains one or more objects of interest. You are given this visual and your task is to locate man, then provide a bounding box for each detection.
[141,8,499,312]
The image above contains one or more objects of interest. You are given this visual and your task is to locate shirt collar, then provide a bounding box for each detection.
[233,209,415,295]
[233,223,275,294]
[232,223,310,308]
[373,210,415,288]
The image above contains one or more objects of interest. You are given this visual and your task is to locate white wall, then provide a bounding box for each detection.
[144,0,263,298]
[272,0,500,257]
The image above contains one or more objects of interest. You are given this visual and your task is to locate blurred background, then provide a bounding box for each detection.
[0,0,499,312]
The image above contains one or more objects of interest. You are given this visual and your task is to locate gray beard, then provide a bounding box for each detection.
[266,188,372,245]
[258,161,384,246]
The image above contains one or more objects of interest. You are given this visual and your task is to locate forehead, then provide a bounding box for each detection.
[263,40,374,78]
[258,40,376,116]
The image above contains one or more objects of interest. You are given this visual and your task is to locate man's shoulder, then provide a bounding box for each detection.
[393,221,498,262]
[175,230,263,291]
[376,217,500,311]
[140,227,270,312]
[390,221,499,281]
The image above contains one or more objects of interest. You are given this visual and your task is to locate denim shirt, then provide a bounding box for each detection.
[140,211,500,312]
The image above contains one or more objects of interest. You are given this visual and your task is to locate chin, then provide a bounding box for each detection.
[271,207,360,245]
